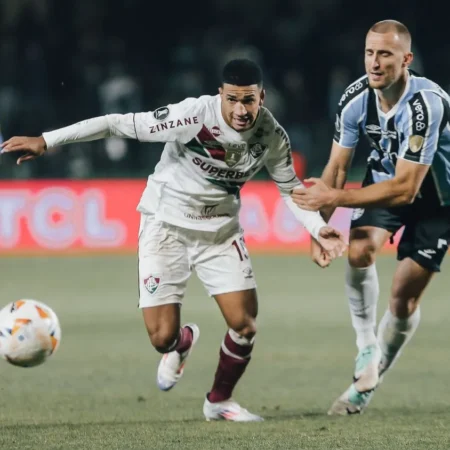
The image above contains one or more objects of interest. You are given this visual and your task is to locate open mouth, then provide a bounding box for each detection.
[370,72,383,81]
[233,116,250,127]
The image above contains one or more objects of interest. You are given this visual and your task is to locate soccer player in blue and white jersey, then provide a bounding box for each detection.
[292,20,450,415]
[2,59,346,421]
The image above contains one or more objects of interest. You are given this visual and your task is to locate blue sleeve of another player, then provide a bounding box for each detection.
[399,91,447,165]
[333,91,363,148]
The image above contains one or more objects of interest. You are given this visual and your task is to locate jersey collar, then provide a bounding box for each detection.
[374,71,411,121]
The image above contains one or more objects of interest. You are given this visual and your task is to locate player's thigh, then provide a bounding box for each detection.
[349,207,403,267]
[389,258,434,318]
[138,214,191,309]
[195,228,257,299]
[389,206,450,316]
[214,289,258,337]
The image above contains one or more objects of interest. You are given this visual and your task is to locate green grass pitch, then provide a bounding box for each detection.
[0,254,449,449]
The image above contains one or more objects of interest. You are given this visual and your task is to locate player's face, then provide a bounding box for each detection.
[219,84,265,132]
[365,31,413,90]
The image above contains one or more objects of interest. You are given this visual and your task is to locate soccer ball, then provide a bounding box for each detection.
[0,299,61,367]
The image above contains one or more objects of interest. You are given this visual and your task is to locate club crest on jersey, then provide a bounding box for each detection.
[224,143,246,167]
[249,142,267,159]
[409,135,424,153]
[153,107,170,121]
[144,275,161,294]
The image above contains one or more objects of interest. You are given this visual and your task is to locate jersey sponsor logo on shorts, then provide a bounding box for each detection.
[249,142,267,159]
[149,117,199,134]
[408,135,424,153]
[153,106,170,121]
[438,239,448,249]
[144,275,161,294]
[418,249,436,259]
[351,208,365,221]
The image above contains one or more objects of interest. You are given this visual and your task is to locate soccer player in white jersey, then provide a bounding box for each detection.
[292,21,450,415]
[2,59,346,422]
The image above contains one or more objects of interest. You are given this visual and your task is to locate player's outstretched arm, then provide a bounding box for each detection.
[2,98,206,166]
[1,136,47,165]
[1,114,136,165]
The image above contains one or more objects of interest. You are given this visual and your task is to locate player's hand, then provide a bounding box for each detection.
[311,237,332,268]
[1,136,47,165]
[291,178,338,211]
[317,226,347,260]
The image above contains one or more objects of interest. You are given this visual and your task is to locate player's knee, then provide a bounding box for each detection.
[348,240,377,268]
[147,326,179,354]
[230,317,257,341]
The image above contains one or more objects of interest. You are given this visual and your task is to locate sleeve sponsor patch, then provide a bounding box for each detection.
[153,106,170,121]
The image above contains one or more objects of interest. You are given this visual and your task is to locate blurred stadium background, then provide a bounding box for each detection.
[1,1,449,449]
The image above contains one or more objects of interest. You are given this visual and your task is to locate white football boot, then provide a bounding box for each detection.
[203,396,264,422]
[328,343,382,415]
[156,324,200,391]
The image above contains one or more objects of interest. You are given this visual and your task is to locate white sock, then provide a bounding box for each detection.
[345,262,379,351]
[377,307,421,376]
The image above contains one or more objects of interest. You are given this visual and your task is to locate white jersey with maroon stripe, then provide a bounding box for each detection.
[43,94,326,237]
[132,94,301,231]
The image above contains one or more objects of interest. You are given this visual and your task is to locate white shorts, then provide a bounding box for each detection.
[138,214,256,308]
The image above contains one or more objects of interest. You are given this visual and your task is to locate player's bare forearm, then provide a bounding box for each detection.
[315,142,354,220]
[319,161,348,220]
[335,177,414,208]
[292,158,430,212]
[334,160,430,208]
[292,176,415,212]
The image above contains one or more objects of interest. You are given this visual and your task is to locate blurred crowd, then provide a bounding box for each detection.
[1,0,450,180]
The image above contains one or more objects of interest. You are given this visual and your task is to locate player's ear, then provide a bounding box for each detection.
[218,86,223,95]
[259,89,265,106]
[403,52,413,68]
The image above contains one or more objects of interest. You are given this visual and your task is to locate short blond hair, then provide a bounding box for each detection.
[369,20,411,49]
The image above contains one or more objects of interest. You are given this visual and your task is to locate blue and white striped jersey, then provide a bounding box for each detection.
[334,71,450,206]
